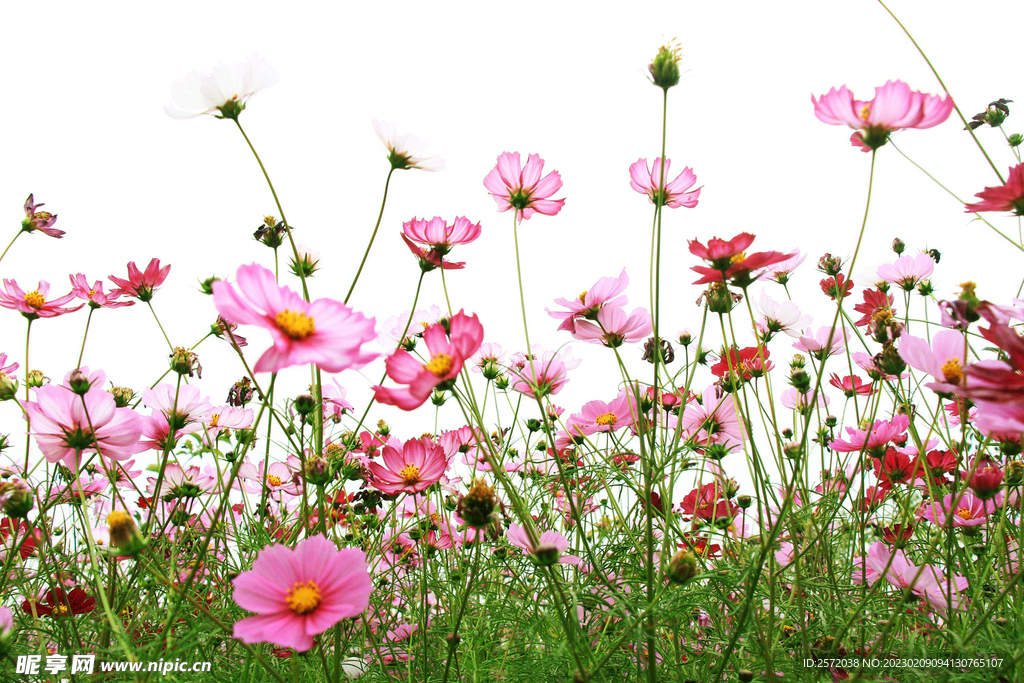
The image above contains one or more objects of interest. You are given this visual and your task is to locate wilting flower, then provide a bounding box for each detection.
[214,263,377,374]
[964,163,1024,215]
[628,158,700,208]
[232,535,371,651]
[372,120,444,171]
[0,280,81,319]
[402,216,481,256]
[483,152,564,220]
[898,329,968,394]
[69,274,133,309]
[689,233,794,287]
[812,80,954,150]
[877,253,935,291]
[547,269,629,334]
[572,306,652,347]
[165,54,278,120]
[367,437,448,495]
[21,194,63,238]
[108,259,171,302]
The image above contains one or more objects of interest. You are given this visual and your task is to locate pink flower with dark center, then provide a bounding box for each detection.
[964,163,1024,215]
[876,253,935,291]
[0,280,82,319]
[898,329,968,395]
[812,80,954,150]
[232,535,372,652]
[628,157,701,208]
[689,233,795,287]
[22,194,63,238]
[373,310,483,410]
[367,437,448,495]
[402,216,482,256]
[547,269,629,334]
[108,258,171,302]
[214,263,377,374]
[69,274,133,309]
[572,306,652,347]
[483,152,565,220]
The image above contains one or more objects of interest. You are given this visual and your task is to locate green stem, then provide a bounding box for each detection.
[345,168,395,304]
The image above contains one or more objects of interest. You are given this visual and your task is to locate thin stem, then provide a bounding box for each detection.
[345,168,395,304]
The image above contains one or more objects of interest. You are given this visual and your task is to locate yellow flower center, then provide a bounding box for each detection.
[50,603,70,617]
[24,291,46,309]
[209,413,220,427]
[423,353,453,377]
[859,105,871,121]
[266,474,283,487]
[286,580,322,615]
[88,289,97,299]
[729,252,747,265]
[595,412,618,426]
[34,211,53,221]
[955,507,973,520]
[399,463,421,486]
[578,291,588,304]
[275,309,316,340]
[941,358,964,385]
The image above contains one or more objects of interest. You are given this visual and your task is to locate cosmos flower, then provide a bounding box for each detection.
[756,292,811,338]
[919,492,991,528]
[402,216,481,256]
[483,152,565,220]
[69,274,133,309]
[367,437,448,495]
[21,588,96,618]
[898,329,968,394]
[108,259,171,302]
[0,280,81,319]
[21,194,63,238]
[165,54,278,120]
[506,524,579,565]
[571,306,652,347]
[372,120,444,171]
[964,163,1024,215]
[689,233,794,287]
[510,348,580,399]
[214,263,378,374]
[628,157,701,208]
[232,535,372,652]
[876,253,935,291]
[793,326,846,360]
[548,269,630,334]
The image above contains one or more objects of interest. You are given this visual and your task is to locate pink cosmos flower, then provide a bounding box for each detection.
[781,388,829,411]
[374,310,483,410]
[547,269,629,334]
[680,385,745,445]
[628,157,700,208]
[483,152,564,220]
[402,216,482,255]
[202,405,254,442]
[793,326,846,360]
[22,194,63,238]
[898,329,968,394]
[920,491,991,527]
[232,535,372,652]
[0,280,82,319]
[214,263,377,374]
[321,378,354,422]
[0,352,19,381]
[964,163,1024,215]
[25,384,145,468]
[506,524,579,565]
[108,258,171,302]
[689,233,795,286]
[830,415,909,455]
[510,348,580,399]
[237,460,300,496]
[69,274,133,309]
[876,253,935,291]
[766,251,807,285]
[147,463,217,499]
[471,342,505,374]
[812,80,954,150]
[570,391,638,436]
[402,234,465,271]
[572,306,652,347]
[367,437,448,495]
[852,541,967,611]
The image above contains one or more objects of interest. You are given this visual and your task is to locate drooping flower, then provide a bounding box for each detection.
[812,80,954,150]
[108,259,171,302]
[214,263,377,374]
[69,274,133,309]
[232,535,372,652]
[628,157,701,208]
[547,269,629,334]
[571,306,652,347]
[689,233,794,287]
[483,152,564,220]
[373,310,483,410]
[165,54,278,120]
[372,120,444,171]
[877,253,935,291]
[0,280,82,319]
[401,216,481,257]
[367,437,448,495]
[21,194,63,238]
[964,163,1024,215]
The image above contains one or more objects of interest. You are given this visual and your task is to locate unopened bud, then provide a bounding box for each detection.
[666,550,698,584]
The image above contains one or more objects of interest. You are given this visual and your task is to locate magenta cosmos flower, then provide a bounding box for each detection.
[373,310,483,410]
[22,194,63,238]
[402,216,481,255]
[812,80,954,151]
[547,269,629,334]
[0,280,82,319]
[689,233,794,287]
[25,383,145,468]
[964,163,1024,215]
[898,329,967,394]
[214,263,377,374]
[69,274,133,309]
[232,535,372,652]
[367,437,448,495]
[108,258,171,302]
[483,152,564,220]
[629,157,701,208]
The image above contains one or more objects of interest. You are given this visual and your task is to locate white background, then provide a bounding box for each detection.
[1,1,1022,482]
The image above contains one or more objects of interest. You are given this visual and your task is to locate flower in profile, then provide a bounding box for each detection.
[828,373,874,397]
[510,348,580,399]
[21,194,63,238]
[232,535,371,652]
[506,524,579,566]
[877,253,935,291]
[21,588,96,618]
[898,329,968,394]
[108,259,171,302]
[165,54,278,120]
[830,415,909,455]
[401,235,465,272]
[402,216,482,257]
[689,233,794,287]
[372,120,444,171]
[69,274,133,309]
[202,405,253,442]
[794,326,846,360]
[756,292,811,338]
[483,152,564,220]
[964,163,1024,215]
[373,311,483,410]
[812,80,954,150]
[0,280,81,319]
[367,437,448,495]
[766,251,807,285]
[572,306,652,347]
[214,263,377,374]
[628,158,700,208]
[547,269,629,333]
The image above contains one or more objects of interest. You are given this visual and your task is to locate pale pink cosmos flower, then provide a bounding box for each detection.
[372,120,443,171]
[830,415,910,454]
[572,306,652,347]
[237,460,300,496]
[781,388,829,411]
[876,253,935,291]
[812,80,954,150]
[108,258,171,302]
[402,216,481,255]
[0,605,12,637]
[793,326,846,360]
[232,535,372,652]
[628,157,700,208]
[166,54,277,120]
[766,251,806,285]
[756,292,811,338]
[0,280,82,319]
[471,342,505,374]
[69,274,133,309]
[852,542,968,612]
[681,385,745,445]
[214,263,377,374]
[898,329,968,394]
[0,352,19,381]
[548,269,629,334]
[25,384,144,468]
[511,348,581,399]
[367,437,448,495]
[483,152,564,220]
[378,305,443,348]
[964,163,1024,215]
[506,524,579,565]
[22,194,63,238]
[202,405,254,442]
[321,379,354,422]
[570,391,639,436]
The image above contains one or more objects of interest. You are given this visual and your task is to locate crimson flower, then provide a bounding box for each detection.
[109,258,171,302]
[22,588,96,618]
[964,163,1024,215]
[689,233,794,287]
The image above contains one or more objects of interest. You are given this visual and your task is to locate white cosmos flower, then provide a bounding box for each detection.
[372,120,444,171]
[165,54,278,120]
[378,305,444,347]
[756,291,811,338]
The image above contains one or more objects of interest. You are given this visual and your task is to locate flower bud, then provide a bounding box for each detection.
[289,247,319,279]
[108,385,134,408]
[1,481,33,518]
[666,550,698,584]
[1009,133,1023,148]
[532,542,562,567]
[25,370,47,389]
[199,276,219,295]
[254,217,287,249]
[494,374,510,391]
[294,394,317,416]
[430,389,447,407]
[304,454,333,486]
[1004,460,1024,485]
[458,479,496,528]
[736,494,752,509]
[0,373,18,401]
[376,419,390,437]
[648,42,682,91]
[107,510,146,556]
[169,347,201,378]
[891,238,905,254]
[68,369,93,395]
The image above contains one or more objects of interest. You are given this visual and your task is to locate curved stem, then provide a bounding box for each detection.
[345,168,395,304]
